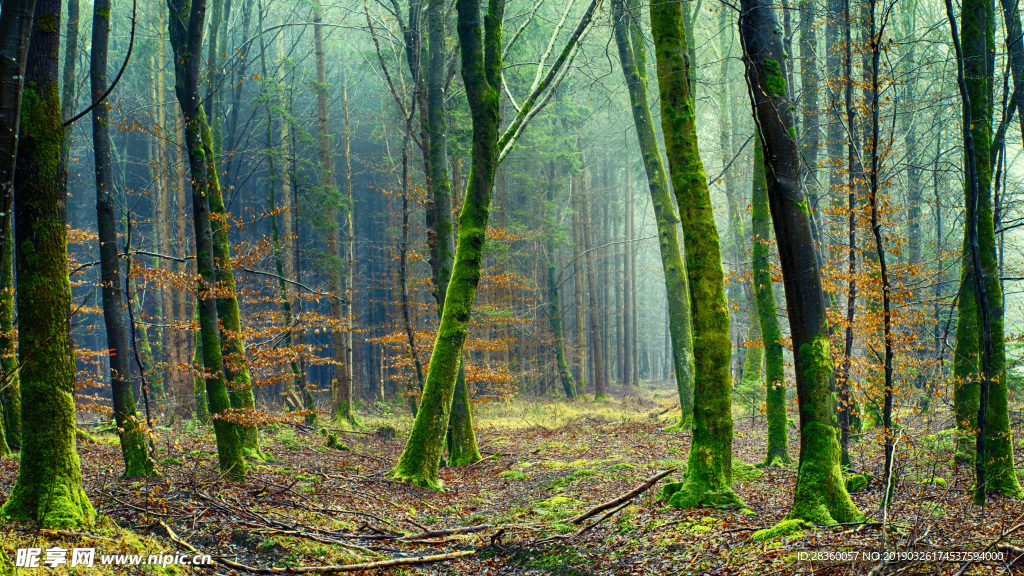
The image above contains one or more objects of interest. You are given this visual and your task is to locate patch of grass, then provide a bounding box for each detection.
[546,469,599,490]
[609,462,637,471]
[499,470,529,481]
[533,496,582,519]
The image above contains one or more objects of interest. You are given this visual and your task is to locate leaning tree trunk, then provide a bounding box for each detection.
[752,140,791,467]
[650,0,742,510]
[91,0,154,477]
[741,0,862,529]
[388,0,504,490]
[612,0,695,428]
[167,0,246,479]
[0,0,96,526]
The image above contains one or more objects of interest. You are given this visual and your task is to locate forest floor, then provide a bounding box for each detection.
[3,385,1024,575]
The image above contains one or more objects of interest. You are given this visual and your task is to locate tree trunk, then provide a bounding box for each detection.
[612,0,694,427]
[580,159,607,400]
[547,163,577,398]
[999,0,1024,149]
[753,140,791,467]
[572,182,587,393]
[622,162,634,388]
[389,0,503,490]
[258,0,316,425]
[313,0,354,426]
[0,222,19,451]
[92,0,154,476]
[167,0,246,478]
[951,0,1022,499]
[0,0,96,525]
[650,0,742,509]
[740,0,863,527]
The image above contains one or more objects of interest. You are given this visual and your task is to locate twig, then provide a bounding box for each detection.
[568,468,677,525]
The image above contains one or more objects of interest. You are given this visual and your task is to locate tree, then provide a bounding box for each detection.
[752,140,790,467]
[0,0,96,526]
[90,0,154,478]
[946,0,1022,502]
[390,0,597,489]
[648,0,742,509]
[166,0,246,479]
[611,0,695,429]
[740,0,863,529]
[313,0,355,426]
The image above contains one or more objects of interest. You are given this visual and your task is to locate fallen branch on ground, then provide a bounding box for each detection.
[159,520,474,573]
[576,501,630,535]
[568,468,677,525]
[400,525,492,541]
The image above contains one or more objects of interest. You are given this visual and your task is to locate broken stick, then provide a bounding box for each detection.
[568,468,677,525]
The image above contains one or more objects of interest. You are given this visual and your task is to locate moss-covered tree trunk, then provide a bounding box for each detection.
[612,0,694,428]
[167,0,246,479]
[741,0,862,527]
[650,0,742,509]
[421,0,479,462]
[0,0,36,457]
[0,0,96,525]
[752,140,791,467]
[952,0,1022,499]
[389,0,503,490]
[0,222,20,451]
[91,0,154,476]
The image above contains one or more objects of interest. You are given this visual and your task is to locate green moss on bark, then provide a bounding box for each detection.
[1,55,95,525]
[447,362,482,466]
[752,141,790,466]
[0,223,20,451]
[650,0,741,509]
[785,421,862,525]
